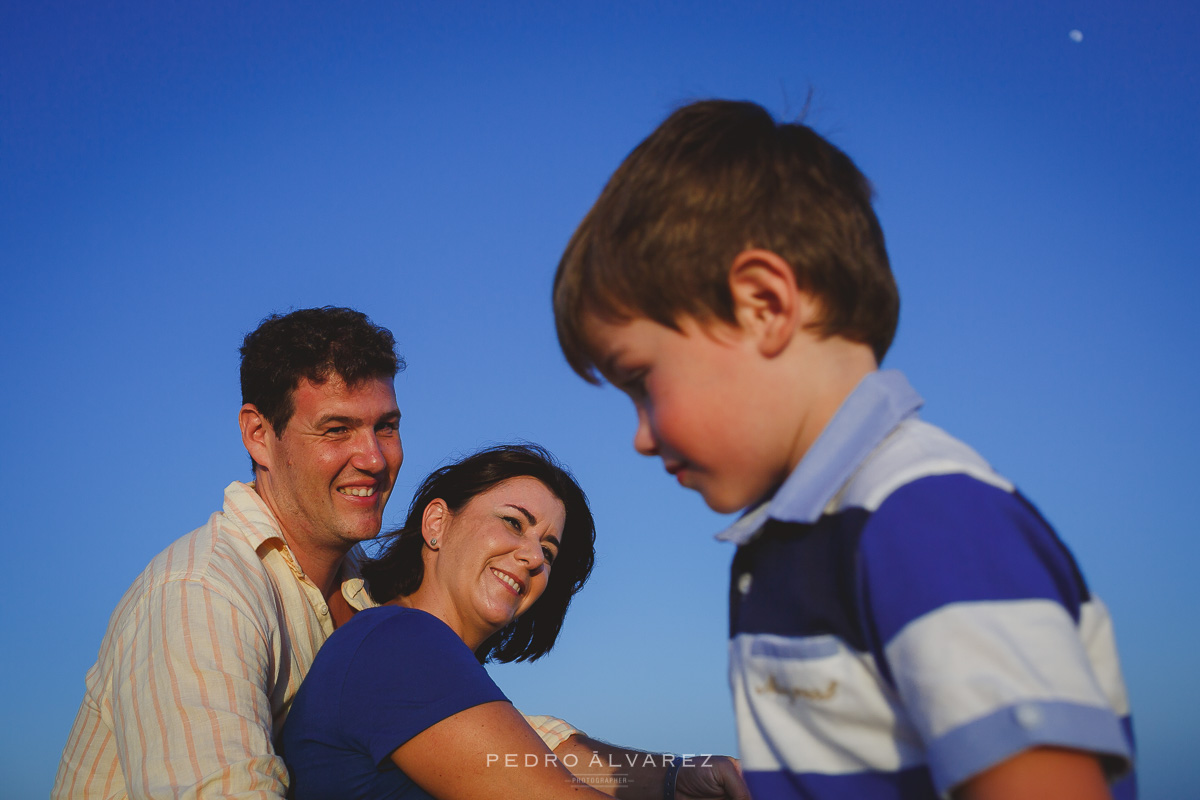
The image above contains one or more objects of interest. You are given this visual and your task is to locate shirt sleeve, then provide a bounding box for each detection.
[338,610,509,766]
[859,473,1134,795]
[520,714,580,750]
[110,577,289,799]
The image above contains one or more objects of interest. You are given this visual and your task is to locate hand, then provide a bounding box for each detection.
[676,755,750,800]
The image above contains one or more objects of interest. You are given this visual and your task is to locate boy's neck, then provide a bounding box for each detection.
[780,335,879,475]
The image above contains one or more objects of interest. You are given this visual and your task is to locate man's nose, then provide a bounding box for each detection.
[353,431,387,471]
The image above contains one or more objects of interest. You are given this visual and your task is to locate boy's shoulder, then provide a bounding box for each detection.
[829,416,1013,516]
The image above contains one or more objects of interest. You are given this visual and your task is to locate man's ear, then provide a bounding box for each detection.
[729,249,815,357]
[421,500,449,549]
[239,404,273,472]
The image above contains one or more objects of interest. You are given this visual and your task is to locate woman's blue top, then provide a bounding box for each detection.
[282,605,507,800]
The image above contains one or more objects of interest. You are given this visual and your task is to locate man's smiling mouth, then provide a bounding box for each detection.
[338,487,376,497]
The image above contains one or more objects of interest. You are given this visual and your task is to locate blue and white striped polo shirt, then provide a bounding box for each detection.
[718,370,1135,799]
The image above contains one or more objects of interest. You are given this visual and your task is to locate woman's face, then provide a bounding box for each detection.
[425,476,567,645]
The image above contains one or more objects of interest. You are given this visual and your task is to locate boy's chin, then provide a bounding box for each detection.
[691,476,776,515]
[696,486,754,515]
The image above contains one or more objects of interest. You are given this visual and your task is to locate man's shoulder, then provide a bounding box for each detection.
[123,485,284,611]
[143,509,269,583]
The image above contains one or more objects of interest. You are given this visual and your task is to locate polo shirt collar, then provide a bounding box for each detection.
[715,369,923,545]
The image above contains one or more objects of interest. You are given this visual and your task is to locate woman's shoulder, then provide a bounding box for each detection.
[348,604,453,634]
[336,605,469,660]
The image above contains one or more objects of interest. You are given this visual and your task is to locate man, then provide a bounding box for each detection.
[54,307,746,800]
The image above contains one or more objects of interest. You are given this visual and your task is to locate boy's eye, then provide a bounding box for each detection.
[618,372,647,398]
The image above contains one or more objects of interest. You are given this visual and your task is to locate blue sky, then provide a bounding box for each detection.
[2,2,1197,797]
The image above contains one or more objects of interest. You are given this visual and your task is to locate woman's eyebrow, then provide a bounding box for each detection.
[503,504,537,525]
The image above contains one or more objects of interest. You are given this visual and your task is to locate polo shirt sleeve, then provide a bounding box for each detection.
[858,473,1133,795]
[339,609,508,767]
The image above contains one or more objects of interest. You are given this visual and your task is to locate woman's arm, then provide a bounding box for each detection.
[392,700,609,800]
[954,747,1112,800]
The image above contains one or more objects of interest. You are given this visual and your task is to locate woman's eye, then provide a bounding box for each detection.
[542,546,556,565]
[503,516,521,530]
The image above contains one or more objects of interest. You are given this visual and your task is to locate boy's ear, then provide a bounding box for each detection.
[728,249,817,357]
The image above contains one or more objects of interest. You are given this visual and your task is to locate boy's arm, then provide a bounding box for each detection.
[955,747,1111,800]
[860,474,1135,796]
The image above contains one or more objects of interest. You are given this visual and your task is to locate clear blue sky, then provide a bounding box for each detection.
[3,2,1197,797]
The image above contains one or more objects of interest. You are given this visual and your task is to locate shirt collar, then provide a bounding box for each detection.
[224,480,378,608]
[715,370,923,545]
[340,544,377,610]
[222,480,288,549]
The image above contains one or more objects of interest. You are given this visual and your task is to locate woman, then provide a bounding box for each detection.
[282,443,605,799]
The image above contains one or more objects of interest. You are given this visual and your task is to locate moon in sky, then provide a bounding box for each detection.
[1069,29,1084,43]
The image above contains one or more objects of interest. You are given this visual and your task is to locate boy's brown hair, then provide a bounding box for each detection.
[553,99,899,383]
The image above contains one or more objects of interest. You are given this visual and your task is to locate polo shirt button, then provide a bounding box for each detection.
[1014,704,1043,730]
[318,604,329,616]
[737,573,753,595]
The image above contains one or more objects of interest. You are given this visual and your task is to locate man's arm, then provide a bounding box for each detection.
[554,734,750,800]
[110,578,288,799]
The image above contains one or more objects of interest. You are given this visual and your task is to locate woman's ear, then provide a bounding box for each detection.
[421,500,449,549]
[728,249,807,358]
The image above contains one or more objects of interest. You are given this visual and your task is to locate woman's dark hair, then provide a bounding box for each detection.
[361,443,596,663]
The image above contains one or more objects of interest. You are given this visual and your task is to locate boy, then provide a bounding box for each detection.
[552,100,1135,799]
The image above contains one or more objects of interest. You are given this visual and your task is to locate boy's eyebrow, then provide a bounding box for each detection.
[598,350,628,379]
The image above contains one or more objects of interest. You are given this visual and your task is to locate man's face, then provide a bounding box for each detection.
[584,314,795,514]
[256,375,402,555]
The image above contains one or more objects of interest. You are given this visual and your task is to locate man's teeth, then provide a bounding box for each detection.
[492,569,523,594]
[339,487,375,497]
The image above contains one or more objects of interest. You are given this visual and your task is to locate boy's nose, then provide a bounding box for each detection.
[633,407,658,456]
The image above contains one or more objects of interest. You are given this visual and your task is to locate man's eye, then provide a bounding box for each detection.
[377,421,399,434]
[326,426,349,435]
